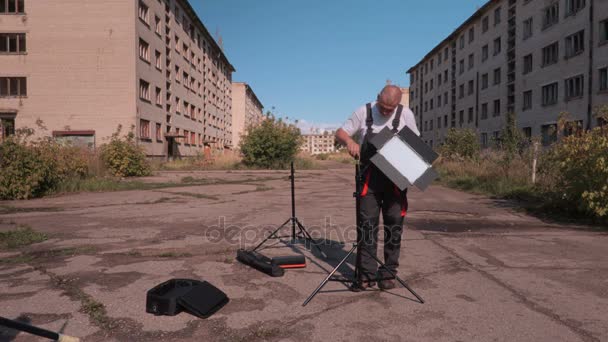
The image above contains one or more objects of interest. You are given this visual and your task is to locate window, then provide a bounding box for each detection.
[468,53,474,70]
[482,16,489,33]
[541,124,557,146]
[430,119,433,130]
[469,28,475,43]
[175,65,180,82]
[543,2,559,29]
[459,110,464,125]
[444,47,449,61]
[523,18,533,40]
[481,133,488,148]
[0,0,25,14]
[183,72,188,88]
[482,45,489,61]
[468,107,474,123]
[140,119,150,139]
[191,132,196,145]
[139,79,150,101]
[438,94,442,106]
[139,39,150,62]
[493,99,501,117]
[444,91,448,105]
[430,59,434,71]
[523,90,532,110]
[542,82,559,106]
[156,123,162,141]
[0,77,26,97]
[493,37,501,55]
[565,0,585,16]
[494,68,501,85]
[601,19,608,43]
[184,130,189,144]
[481,103,488,120]
[444,70,448,82]
[523,54,533,74]
[482,73,489,89]
[0,33,26,53]
[494,7,501,26]
[444,115,448,127]
[459,84,464,99]
[155,50,162,70]
[438,117,442,129]
[175,96,181,113]
[565,30,585,58]
[600,67,608,92]
[542,42,559,66]
[430,79,434,90]
[468,80,474,95]
[438,54,442,65]
[523,127,532,139]
[459,59,464,74]
[175,35,180,54]
[438,73,442,86]
[460,35,465,49]
[138,1,150,25]
[155,87,162,106]
[565,74,584,100]
[430,99,434,110]
[1,116,15,141]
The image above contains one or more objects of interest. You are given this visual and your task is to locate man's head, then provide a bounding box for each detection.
[377,85,403,116]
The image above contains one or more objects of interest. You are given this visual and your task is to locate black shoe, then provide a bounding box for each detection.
[378,279,396,290]
[349,281,376,292]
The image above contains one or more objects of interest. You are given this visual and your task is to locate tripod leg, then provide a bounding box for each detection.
[295,219,324,255]
[365,252,425,304]
[251,218,292,252]
[302,244,358,307]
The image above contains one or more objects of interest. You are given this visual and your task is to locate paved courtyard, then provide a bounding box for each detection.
[1,165,607,341]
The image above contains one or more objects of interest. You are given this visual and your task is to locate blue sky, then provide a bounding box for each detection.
[194,0,487,131]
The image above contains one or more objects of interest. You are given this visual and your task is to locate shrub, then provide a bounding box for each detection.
[239,117,302,169]
[0,136,89,199]
[440,128,480,160]
[100,127,151,177]
[540,128,608,219]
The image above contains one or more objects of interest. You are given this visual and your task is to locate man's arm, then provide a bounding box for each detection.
[336,128,360,158]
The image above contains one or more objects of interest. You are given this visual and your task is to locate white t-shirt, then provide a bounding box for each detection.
[340,101,420,144]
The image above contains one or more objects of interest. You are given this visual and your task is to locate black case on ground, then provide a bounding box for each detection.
[236,249,285,277]
[271,255,306,267]
[146,279,229,318]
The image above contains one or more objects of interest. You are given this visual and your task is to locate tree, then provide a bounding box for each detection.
[239,116,302,169]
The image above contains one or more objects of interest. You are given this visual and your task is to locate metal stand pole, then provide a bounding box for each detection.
[291,162,297,241]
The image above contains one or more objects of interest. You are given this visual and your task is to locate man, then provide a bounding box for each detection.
[335,85,420,290]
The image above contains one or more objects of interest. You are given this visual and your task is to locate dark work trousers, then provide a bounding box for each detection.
[359,167,408,281]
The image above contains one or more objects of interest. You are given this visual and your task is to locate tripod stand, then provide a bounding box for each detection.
[250,161,321,254]
[302,160,424,306]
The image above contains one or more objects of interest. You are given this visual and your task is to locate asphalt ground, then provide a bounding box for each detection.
[1,166,606,341]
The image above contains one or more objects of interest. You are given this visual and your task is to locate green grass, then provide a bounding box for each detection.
[0,226,48,249]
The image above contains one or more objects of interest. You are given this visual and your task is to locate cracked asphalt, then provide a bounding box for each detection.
[0,165,607,341]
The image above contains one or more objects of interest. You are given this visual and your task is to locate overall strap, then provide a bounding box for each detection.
[365,103,373,135]
[392,105,403,132]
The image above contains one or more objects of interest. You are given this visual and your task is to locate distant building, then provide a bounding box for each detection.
[0,0,235,158]
[400,87,410,108]
[231,82,264,149]
[407,0,608,148]
[301,131,336,155]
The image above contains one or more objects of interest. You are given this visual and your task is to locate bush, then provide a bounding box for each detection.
[440,128,480,160]
[100,127,151,177]
[239,117,302,169]
[540,128,608,219]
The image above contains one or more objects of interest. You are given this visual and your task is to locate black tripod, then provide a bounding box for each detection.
[250,161,321,254]
[302,160,424,306]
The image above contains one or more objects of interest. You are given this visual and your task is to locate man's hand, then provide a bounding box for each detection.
[347,141,360,159]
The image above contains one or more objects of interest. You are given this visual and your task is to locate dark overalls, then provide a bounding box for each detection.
[358,103,409,282]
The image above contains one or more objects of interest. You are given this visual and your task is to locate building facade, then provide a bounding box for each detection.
[301,131,337,155]
[0,0,235,158]
[400,87,410,108]
[407,0,608,148]
[231,82,264,149]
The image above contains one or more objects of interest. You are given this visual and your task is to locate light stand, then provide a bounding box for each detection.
[250,161,321,254]
[302,160,424,306]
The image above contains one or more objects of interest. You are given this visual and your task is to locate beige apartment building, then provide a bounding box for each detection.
[0,0,235,158]
[400,87,410,108]
[301,131,337,155]
[407,0,608,148]
[231,82,264,149]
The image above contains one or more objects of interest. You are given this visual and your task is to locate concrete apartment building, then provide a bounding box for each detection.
[407,0,608,148]
[400,87,410,108]
[301,131,337,155]
[231,82,264,150]
[0,0,235,158]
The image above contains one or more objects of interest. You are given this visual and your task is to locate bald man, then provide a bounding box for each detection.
[335,85,420,291]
